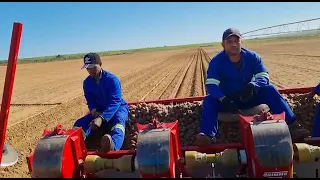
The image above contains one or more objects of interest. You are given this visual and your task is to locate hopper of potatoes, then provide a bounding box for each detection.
[123,87,319,150]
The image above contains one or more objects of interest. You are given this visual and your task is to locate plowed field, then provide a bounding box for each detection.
[0,38,319,177]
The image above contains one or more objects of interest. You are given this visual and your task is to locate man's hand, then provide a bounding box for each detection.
[221,97,239,113]
[310,83,320,97]
[90,116,103,131]
[91,109,101,118]
[240,83,255,102]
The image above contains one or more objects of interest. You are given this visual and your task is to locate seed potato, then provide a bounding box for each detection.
[123,93,320,149]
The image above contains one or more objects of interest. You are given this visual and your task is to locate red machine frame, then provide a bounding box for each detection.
[26,85,320,178]
[0,22,23,165]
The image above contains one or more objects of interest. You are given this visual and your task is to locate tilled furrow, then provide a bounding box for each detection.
[125,52,193,101]
[175,51,198,97]
[143,54,191,101]
[158,52,194,99]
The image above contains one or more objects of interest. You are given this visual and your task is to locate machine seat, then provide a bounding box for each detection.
[218,104,270,123]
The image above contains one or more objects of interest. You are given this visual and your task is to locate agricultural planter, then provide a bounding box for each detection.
[25,86,320,178]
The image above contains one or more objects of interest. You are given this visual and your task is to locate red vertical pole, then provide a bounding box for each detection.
[0,22,23,164]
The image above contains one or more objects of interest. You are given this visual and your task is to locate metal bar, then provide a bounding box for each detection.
[243,29,320,38]
[127,86,314,106]
[87,143,243,159]
[242,17,320,35]
[0,22,23,164]
[297,137,320,146]
[182,143,243,153]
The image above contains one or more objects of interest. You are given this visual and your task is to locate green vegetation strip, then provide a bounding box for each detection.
[0,30,319,66]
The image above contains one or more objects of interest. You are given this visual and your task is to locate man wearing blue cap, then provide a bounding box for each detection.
[196,28,310,146]
[73,52,129,152]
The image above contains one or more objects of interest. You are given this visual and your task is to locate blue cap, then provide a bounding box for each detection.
[82,53,101,69]
[222,28,242,41]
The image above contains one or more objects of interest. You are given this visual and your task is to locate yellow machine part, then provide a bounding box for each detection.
[184,149,239,169]
[84,155,133,173]
[294,143,320,163]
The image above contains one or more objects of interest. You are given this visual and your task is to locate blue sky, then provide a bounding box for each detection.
[0,2,319,60]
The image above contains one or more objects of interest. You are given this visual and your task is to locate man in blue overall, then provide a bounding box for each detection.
[73,52,129,152]
[196,28,310,146]
[311,83,320,137]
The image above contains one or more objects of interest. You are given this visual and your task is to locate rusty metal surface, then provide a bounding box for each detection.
[251,120,293,168]
[32,135,67,178]
[136,128,171,175]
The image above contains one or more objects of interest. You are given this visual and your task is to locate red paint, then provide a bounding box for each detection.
[127,86,314,105]
[0,22,23,164]
[27,127,87,178]
[239,112,293,178]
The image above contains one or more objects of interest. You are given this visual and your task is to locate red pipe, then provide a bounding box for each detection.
[0,22,23,164]
[128,86,314,105]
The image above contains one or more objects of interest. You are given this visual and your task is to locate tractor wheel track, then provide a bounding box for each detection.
[190,50,201,96]
[200,48,211,64]
[142,53,192,101]
[198,48,207,95]
[139,69,174,101]
[174,49,206,97]
[157,52,195,99]
[125,52,190,101]
[121,52,188,97]
[119,52,183,85]
[157,65,185,99]
[170,51,197,98]
[190,49,206,97]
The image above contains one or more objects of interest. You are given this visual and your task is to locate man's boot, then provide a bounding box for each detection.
[100,134,115,152]
[195,133,216,146]
[288,120,311,140]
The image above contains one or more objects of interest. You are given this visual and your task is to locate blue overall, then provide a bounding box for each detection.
[200,48,296,138]
[312,83,320,137]
[74,69,129,150]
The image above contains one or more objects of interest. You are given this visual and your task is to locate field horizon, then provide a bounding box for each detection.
[0,28,320,178]
[1,30,319,65]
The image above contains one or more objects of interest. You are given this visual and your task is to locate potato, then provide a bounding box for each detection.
[122,93,320,149]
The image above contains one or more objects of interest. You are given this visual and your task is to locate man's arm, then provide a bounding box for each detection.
[99,76,122,122]
[250,53,270,88]
[206,59,225,100]
[83,81,97,112]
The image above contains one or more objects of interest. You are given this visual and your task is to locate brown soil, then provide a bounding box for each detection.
[0,39,319,177]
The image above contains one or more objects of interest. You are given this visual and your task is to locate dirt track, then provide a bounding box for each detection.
[1,38,320,177]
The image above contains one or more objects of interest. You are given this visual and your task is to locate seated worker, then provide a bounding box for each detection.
[311,82,320,137]
[73,52,129,152]
[196,28,310,146]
